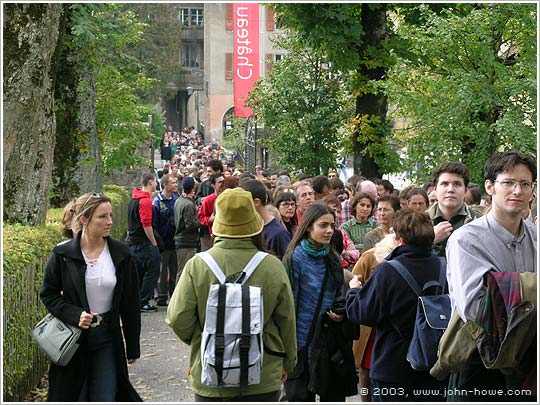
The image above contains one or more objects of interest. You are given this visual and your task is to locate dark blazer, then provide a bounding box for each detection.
[40,234,142,402]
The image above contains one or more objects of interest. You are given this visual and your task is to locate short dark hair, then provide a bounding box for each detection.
[399,184,418,201]
[407,187,429,205]
[240,179,268,205]
[392,208,434,248]
[484,150,536,183]
[329,177,344,191]
[141,173,155,186]
[466,183,482,205]
[350,192,376,216]
[377,194,400,212]
[209,173,224,186]
[375,179,394,193]
[432,162,470,187]
[207,159,224,173]
[422,181,435,193]
[312,175,331,194]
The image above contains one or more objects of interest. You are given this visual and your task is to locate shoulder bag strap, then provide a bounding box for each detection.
[387,259,423,297]
[438,256,448,293]
[241,252,269,285]
[197,252,226,284]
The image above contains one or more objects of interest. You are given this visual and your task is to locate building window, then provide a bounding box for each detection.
[191,8,204,26]
[182,44,203,68]
[225,53,233,80]
[226,4,233,30]
[265,6,275,31]
[275,54,283,62]
[179,8,203,27]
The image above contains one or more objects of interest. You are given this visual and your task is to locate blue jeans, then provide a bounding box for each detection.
[78,326,117,401]
[130,242,161,306]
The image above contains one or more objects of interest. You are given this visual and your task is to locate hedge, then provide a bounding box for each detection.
[2,185,130,401]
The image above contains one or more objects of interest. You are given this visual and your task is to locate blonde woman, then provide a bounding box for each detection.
[40,193,141,401]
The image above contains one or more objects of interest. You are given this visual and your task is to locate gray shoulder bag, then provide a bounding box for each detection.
[33,313,82,366]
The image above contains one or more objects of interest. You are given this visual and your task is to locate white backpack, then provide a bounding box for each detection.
[198,251,268,390]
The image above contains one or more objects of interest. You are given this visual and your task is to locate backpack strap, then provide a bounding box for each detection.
[239,285,251,394]
[420,257,448,294]
[387,260,422,297]
[197,252,226,284]
[215,284,227,385]
[240,252,269,285]
[438,256,447,291]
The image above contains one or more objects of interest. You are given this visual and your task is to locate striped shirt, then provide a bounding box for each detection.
[341,217,379,253]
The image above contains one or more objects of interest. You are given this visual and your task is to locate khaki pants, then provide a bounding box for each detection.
[176,248,197,285]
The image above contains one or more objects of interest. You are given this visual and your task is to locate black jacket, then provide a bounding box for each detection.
[39,234,142,401]
[308,298,358,398]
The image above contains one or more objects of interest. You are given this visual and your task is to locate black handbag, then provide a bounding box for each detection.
[284,268,329,402]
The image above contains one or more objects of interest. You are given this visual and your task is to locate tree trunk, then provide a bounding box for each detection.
[3,4,64,225]
[73,63,103,194]
[352,4,388,179]
[51,11,80,207]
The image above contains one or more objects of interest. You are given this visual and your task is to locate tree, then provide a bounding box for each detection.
[121,3,184,103]
[51,4,158,204]
[3,3,65,225]
[272,3,399,178]
[386,3,537,183]
[247,34,353,175]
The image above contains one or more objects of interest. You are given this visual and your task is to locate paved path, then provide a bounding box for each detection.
[128,307,193,402]
[128,306,363,402]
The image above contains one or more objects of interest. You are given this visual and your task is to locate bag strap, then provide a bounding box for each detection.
[198,252,226,284]
[239,285,251,394]
[240,252,269,285]
[437,256,447,292]
[197,251,269,285]
[215,284,227,385]
[305,265,330,347]
[388,259,423,297]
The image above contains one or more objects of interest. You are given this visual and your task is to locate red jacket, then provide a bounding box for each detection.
[197,193,217,236]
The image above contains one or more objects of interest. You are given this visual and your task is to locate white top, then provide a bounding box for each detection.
[83,243,117,314]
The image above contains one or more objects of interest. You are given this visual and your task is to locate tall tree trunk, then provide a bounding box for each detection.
[73,63,103,194]
[3,4,64,225]
[352,4,388,179]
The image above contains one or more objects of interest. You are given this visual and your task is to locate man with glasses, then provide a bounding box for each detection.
[127,173,161,312]
[295,182,315,224]
[444,150,536,401]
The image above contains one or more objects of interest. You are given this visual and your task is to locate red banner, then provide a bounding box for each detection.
[233,3,260,118]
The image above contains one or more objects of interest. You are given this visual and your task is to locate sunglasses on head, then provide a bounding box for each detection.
[81,193,105,211]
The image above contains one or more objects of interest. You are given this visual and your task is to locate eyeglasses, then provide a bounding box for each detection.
[494,180,535,192]
[280,202,296,208]
[328,174,337,178]
[81,193,104,211]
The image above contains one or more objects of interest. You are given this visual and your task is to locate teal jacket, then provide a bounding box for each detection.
[166,237,297,398]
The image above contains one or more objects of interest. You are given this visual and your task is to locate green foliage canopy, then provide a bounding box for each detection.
[247,34,353,175]
[385,3,537,183]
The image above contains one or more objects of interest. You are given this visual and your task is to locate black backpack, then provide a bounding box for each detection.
[388,258,451,371]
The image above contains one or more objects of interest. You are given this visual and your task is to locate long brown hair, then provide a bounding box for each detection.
[283,202,343,288]
[283,202,336,263]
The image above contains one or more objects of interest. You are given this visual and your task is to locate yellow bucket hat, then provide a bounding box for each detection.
[212,188,264,238]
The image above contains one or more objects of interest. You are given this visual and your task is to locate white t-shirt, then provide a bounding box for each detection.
[83,243,117,314]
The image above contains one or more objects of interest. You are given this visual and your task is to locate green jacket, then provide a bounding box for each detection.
[166,237,297,398]
[173,194,200,248]
[427,202,483,256]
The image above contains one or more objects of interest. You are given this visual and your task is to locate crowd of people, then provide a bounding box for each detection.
[40,142,537,402]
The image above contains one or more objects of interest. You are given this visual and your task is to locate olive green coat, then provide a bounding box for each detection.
[166,237,297,398]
